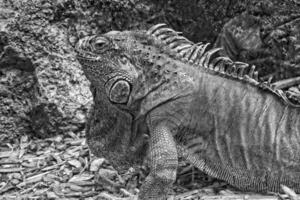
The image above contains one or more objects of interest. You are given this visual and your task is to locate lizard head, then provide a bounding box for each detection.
[75,31,140,109]
[75,24,195,170]
[75,30,151,171]
[76,25,193,114]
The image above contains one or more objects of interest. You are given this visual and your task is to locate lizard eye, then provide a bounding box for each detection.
[109,79,131,104]
[93,37,108,50]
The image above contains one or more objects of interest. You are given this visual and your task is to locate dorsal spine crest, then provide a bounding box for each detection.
[144,23,300,108]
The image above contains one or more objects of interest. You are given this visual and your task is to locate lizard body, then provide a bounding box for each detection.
[76,24,300,199]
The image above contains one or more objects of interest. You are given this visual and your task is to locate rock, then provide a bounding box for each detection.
[0,0,158,139]
[0,46,34,72]
[0,67,36,139]
[215,13,263,60]
[214,0,300,81]
[0,0,92,138]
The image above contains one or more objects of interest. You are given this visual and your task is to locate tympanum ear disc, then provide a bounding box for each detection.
[109,80,131,104]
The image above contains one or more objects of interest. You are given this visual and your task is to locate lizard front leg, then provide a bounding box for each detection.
[138,122,178,200]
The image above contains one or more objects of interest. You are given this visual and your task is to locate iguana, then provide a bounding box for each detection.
[75,24,300,200]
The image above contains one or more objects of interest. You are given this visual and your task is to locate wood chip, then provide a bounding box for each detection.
[0,151,14,158]
[90,158,105,172]
[21,161,37,168]
[68,159,82,168]
[68,173,94,183]
[67,139,85,146]
[69,183,92,192]
[64,192,84,197]
[67,180,94,186]
[0,168,23,173]
[18,171,51,187]
[41,161,65,171]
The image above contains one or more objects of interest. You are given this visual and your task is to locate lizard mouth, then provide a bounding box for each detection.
[75,47,101,62]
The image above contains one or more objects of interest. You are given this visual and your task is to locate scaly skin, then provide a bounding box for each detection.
[75,24,300,199]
